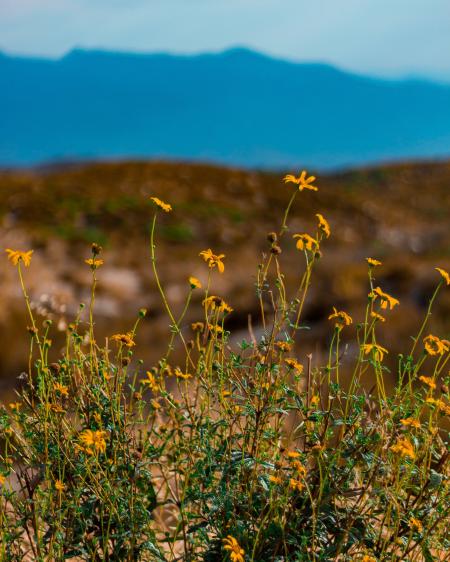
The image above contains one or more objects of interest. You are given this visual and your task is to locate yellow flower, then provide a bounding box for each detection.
[390,437,415,460]
[111,333,135,347]
[400,418,421,429]
[328,307,352,328]
[366,258,382,267]
[53,382,69,397]
[370,287,399,310]
[409,517,423,533]
[191,321,205,332]
[85,258,104,268]
[174,367,192,380]
[5,249,33,267]
[150,196,172,212]
[275,341,292,352]
[316,213,330,238]
[223,536,245,562]
[361,556,377,562]
[370,311,386,322]
[203,296,233,313]
[310,395,320,407]
[54,480,66,493]
[79,429,108,455]
[284,358,303,373]
[151,399,161,409]
[435,267,450,286]
[208,323,223,334]
[362,343,388,362]
[189,276,202,289]
[283,170,318,192]
[419,375,436,390]
[9,402,22,412]
[140,371,160,392]
[423,334,449,356]
[292,460,307,476]
[269,475,283,485]
[199,249,225,273]
[289,478,304,491]
[287,450,301,459]
[0,474,5,486]
[293,233,318,251]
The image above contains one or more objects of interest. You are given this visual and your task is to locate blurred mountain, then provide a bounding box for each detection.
[1,47,450,168]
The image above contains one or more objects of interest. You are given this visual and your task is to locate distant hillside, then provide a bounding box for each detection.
[1,47,450,168]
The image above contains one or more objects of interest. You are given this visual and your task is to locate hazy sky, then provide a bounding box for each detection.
[1,0,450,79]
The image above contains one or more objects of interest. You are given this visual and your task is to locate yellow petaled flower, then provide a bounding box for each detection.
[51,403,65,414]
[328,307,352,328]
[140,371,160,392]
[316,213,331,238]
[208,323,223,334]
[283,170,318,192]
[5,249,33,267]
[435,267,450,286]
[310,395,320,407]
[0,475,5,486]
[203,296,233,313]
[174,367,192,380]
[423,334,449,356]
[284,358,303,373]
[191,321,205,332]
[53,382,69,397]
[426,397,450,416]
[54,480,66,493]
[362,343,388,362]
[400,418,421,429]
[390,437,415,460]
[292,460,307,476]
[150,196,172,212]
[370,311,386,322]
[111,333,135,347]
[223,536,245,562]
[366,258,382,267]
[85,258,104,268]
[361,556,377,562]
[287,450,301,459]
[79,429,108,455]
[269,475,282,485]
[189,276,202,289]
[419,375,436,390]
[293,233,318,251]
[289,478,304,491]
[199,249,225,273]
[9,402,21,412]
[151,399,161,409]
[409,517,423,533]
[222,390,231,398]
[275,341,292,352]
[370,287,399,310]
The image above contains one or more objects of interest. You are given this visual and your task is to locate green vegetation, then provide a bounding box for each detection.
[1,171,450,561]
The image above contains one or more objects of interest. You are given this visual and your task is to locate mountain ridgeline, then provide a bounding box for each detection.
[1,47,450,168]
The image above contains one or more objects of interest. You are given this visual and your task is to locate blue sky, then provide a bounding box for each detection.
[1,0,450,80]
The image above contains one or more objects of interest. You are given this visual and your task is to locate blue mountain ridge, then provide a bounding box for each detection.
[1,46,450,169]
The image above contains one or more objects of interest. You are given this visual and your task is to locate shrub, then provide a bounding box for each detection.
[1,172,450,561]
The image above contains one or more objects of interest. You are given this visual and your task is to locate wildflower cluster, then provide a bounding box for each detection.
[1,174,450,561]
